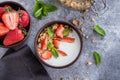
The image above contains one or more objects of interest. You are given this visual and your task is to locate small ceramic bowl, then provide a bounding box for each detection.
[0,1,31,48]
[34,21,83,68]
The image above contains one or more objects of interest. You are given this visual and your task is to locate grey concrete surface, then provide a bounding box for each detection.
[0,0,120,80]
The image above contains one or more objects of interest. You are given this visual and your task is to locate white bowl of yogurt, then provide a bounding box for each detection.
[34,21,83,68]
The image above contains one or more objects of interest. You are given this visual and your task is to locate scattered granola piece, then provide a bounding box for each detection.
[86,61,92,66]
[82,16,86,20]
[86,72,89,74]
[85,35,89,39]
[82,33,86,38]
[83,9,89,13]
[80,27,84,32]
[72,19,79,26]
[79,21,83,26]
[61,78,65,80]
[91,18,95,23]
[83,77,89,80]
[74,77,79,80]
[92,38,97,43]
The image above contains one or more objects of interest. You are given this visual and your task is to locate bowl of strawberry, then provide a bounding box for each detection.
[0,1,31,48]
[34,21,83,68]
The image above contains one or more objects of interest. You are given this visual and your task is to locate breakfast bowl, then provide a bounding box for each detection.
[34,21,83,68]
[0,1,31,48]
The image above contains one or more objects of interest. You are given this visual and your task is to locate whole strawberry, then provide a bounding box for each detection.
[3,28,24,46]
[19,10,30,27]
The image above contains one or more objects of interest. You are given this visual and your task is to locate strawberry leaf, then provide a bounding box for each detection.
[19,25,27,36]
[5,7,10,12]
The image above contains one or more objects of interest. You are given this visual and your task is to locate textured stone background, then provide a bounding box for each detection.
[0,0,120,80]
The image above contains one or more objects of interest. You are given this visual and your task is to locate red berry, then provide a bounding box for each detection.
[61,37,75,43]
[53,39,60,48]
[2,11,19,30]
[55,25,64,38]
[3,28,24,46]
[58,50,67,56]
[40,50,52,60]
[0,22,9,37]
[19,10,30,27]
[41,35,47,51]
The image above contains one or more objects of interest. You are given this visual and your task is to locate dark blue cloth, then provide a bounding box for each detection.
[0,45,51,80]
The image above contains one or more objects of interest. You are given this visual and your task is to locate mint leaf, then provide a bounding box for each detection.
[37,0,46,6]
[47,42,54,49]
[93,51,101,65]
[47,27,54,37]
[33,0,57,19]
[93,25,106,37]
[34,8,43,19]
[63,27,72,37]
[42,6,48,16]
[33,1,41,14]
[47,42,59,58]
[51,48,59,58]
[44,4,57,12]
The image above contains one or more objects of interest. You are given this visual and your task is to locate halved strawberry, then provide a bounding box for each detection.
[41,35,47,51]
[2,10,19,30]
[58,50,67,56]
[19,10,30,27]
[0,22,9,37]
[0,7,5,21]
[53,39,60,48]
[0,6,12,21]
[61,37,75,43]
[3,28,24,46]
[55,24,64,38]
[40,50,52,60]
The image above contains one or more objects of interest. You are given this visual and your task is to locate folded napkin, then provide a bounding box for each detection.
[0,45,51,80]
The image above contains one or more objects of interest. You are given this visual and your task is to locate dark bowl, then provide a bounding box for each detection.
[34,20,83,68]
[0,1,31,48]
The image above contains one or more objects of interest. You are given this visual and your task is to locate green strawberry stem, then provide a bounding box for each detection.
[19,25,28,36]
[6,7,10,12]
[18,7,23,17]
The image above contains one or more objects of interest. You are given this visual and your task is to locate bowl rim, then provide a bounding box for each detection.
[0,1,32,48]
[34,20,83,68]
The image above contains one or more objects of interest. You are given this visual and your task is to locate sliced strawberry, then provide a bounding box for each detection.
[0,7,5,21]
[19,10,30,27]
[53,39,60,48]
[58,50,67,56]
[55,24,64,38]
[41,35,47,51]
[61,37,75,43]
[0,22,9,37]
[2,10,19,30]
[40,50,52,60]
[3,28,24,46]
